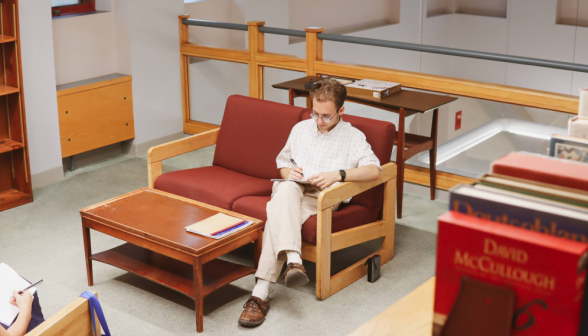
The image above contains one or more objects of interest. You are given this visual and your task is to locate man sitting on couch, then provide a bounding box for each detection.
[238,78,383,327]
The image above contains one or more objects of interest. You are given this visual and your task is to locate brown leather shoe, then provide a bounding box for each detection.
[284,262,309,288]
[238,296,270,327]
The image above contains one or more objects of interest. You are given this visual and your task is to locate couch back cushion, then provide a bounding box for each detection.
[213,95,306,180]
[302,112,395,210]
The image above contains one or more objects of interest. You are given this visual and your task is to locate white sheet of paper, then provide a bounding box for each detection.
[270,179,312,185]
[0,263,37,326]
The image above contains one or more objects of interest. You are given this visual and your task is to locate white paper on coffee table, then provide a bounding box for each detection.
[0,263,37,326]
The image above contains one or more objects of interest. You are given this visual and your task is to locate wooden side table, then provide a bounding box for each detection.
[273,76,457,218]
[80,188,264,333]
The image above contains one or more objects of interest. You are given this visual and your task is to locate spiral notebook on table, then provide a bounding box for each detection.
[185,213,253,240]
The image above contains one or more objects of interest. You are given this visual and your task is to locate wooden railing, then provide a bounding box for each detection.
[178,15,581,190]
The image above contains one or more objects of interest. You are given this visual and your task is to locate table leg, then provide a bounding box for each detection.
[289,89,294,106]
[193,257,204,333]
[429,108,439,200]
[396,108,405,219]
[254,229,262,269]
[82,221,93,286]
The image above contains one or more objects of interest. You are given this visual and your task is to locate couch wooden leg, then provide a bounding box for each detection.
[316,207,332,300]
[381,178,396,264]
[329,249,384,298]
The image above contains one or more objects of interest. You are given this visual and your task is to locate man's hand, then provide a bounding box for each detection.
[288,167,304,180]
[308,171,341,189]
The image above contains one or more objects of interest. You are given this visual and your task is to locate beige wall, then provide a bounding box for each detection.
[289,0,400,35]
[184,0,246,50]
[52,12,117,85]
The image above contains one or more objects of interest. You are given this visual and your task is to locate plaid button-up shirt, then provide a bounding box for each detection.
[276,117,381,201]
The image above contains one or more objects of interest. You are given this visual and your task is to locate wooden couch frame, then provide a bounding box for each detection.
[26,291,100,336]
[148,128,397,299]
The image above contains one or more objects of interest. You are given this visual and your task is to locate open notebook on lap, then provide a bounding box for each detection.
[0,263,37,326]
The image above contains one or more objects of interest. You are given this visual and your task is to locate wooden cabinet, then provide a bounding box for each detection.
[57,74,135,160]
[0,0,33,212]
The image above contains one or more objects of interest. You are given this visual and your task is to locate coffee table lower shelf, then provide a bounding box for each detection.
[90,243,256,298]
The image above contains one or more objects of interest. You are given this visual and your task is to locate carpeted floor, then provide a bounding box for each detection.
[0,148,447,335]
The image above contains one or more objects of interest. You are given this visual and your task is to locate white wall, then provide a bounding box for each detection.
[20,0,64,186]
[52,13,117,85]
[126,0,185,146]
[114,0,132,74]
[185,0,246,50]
[289,0,400,34]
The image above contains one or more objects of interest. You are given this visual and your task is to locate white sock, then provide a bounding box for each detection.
[252,279,270,300]
[286,251,303,265]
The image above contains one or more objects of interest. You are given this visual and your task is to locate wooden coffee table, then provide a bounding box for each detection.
[80,188,263,333]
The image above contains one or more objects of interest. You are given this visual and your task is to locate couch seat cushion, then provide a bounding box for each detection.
[232,196,379,245]
[154,166,273,210]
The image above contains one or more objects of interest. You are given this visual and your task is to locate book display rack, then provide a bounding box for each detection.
[0,0,32,212]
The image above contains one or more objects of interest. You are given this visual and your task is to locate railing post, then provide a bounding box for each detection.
[179,14,191,127]
[305,26,324,76]
[306,27,323,108]
[248,21,265,99]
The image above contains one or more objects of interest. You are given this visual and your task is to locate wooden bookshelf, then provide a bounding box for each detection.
[0,0,33,212]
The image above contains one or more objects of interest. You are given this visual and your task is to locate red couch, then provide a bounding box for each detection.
[147,95,397,299]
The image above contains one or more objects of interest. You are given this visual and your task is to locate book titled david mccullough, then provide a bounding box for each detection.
[434,212,588,336]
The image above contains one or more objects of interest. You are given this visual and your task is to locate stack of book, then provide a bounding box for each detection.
[345,79,401,99]
[434,151,588,335]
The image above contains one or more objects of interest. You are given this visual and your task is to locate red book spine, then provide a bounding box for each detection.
[435,211,588,336]
[492,152,588,191]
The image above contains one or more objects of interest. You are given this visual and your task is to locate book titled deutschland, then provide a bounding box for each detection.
[449,184,588,243]
[435,212,588,335]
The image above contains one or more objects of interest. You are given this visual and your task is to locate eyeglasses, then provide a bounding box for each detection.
[309,110,338,123]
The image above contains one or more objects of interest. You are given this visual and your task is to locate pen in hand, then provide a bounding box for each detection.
[10,279,43,300]
[290,159,304,177]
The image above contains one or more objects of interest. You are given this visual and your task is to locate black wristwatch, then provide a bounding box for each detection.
[339,170,346,182]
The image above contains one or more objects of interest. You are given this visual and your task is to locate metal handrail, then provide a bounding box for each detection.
[182,18,588,74]
[259,26,306,37]
[183,19,248,31]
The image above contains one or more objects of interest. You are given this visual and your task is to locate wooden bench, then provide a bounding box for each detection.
[25,291,102,336]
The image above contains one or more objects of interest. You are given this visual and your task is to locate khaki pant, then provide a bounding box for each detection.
[255,181,325,283]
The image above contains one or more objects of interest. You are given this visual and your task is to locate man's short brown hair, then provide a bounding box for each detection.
[310,78,347,111]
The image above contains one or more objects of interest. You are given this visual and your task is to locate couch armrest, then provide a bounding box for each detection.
[317,162,397,210]
[147,128,219,187]
[147,128,219,164]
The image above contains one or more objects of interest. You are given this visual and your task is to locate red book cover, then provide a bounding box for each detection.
[492,152,588,192]
[434,211,588,336]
